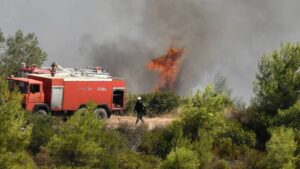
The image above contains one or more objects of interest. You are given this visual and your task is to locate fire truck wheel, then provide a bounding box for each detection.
[35,109,48,116]
[94,108,107,119]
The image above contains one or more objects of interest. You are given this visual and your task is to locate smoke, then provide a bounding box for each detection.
[80,36,156,92]
[83,0,220,95]
[2,0,299,102]
[79,0,300,102]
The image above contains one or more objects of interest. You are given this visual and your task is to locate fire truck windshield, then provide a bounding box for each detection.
[9,80,28,94]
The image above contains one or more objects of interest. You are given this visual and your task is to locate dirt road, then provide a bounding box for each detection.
[106,115,176,130]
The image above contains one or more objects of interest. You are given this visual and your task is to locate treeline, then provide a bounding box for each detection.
[0,29,299,168]
[0,29,47,76]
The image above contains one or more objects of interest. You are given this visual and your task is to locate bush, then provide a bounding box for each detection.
[158,147,199,169]
[215,138,236,159]
[277,102,300,130]
[47,105,104,168]
[263,126,297,169]
[139,120,191,159]
[125,94,138,115]
[145,91,180,117]
[118,151,159,169]
[192,129,213,168]
[125,91,180,117]
[221,120,256,148]
[214,159,231,169]
[180,85,230,141]
[139,127,175,158]
[214,120,256,160]
[0,78,33,168]
[97,129,129,169]
[28,115,59,154]
[244,148,266,169]
[117,123,148,151]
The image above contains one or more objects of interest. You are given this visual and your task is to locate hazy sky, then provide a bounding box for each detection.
[1,0,300,103]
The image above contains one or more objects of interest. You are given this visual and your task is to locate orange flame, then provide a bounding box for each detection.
[148,46,185,91]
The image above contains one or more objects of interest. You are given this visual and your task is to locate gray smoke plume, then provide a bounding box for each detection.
[81,0,300,102]
[2,0,300,102]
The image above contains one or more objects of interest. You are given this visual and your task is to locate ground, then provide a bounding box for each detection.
[106,115,175,130]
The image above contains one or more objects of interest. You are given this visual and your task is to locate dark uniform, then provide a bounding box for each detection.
[134,99,145,124]
[50,62,58,77]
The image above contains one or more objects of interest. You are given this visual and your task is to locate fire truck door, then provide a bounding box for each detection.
[51,86,63,109]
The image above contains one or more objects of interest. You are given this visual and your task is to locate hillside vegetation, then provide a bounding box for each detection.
[0,29,299,169]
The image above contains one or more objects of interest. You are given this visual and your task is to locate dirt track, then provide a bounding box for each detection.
[106,115,176,130]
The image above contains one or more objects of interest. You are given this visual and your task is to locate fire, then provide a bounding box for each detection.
[148,46,185,91]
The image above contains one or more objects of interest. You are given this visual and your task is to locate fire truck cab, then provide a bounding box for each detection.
[7,64,126,118]
[8,77,45,112]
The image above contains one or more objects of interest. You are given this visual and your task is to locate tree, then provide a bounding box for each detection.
[0,30,5,60]
[0,30,47,76]
[180,85,230,140]
[277,102,300,130]
[161,85,231,168]
[213,73,232,96]
[253,43,300,115]
[47,106,104,168]
[158,147,199,169]
[263,127,297,169]
[0,78,34,168]
[0,29,4,47]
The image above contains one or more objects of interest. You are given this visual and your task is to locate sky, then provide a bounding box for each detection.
[1,0,300,103]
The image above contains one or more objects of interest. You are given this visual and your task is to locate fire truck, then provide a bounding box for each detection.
[7,63,126,118]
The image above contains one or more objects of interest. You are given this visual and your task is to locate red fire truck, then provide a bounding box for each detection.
[7,63,126,118]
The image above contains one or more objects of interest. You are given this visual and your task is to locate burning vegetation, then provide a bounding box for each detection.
[148,46,185,91]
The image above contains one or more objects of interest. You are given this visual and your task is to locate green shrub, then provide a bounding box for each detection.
[277,102,300,130]
[145,91,180,117]
[243,148,266,169]
[139,127,175,158]
[214,159,231,169]
[0,78,33,168]
[97,129,129,169]
[180,85,230,141]
[28,115,59,154]
[47,105,104,168]
[138,120,189,159]
[116,123,152,151]
[223,120,256,147]
[118,151,159,169]
[158,147,199,169]
[125,94,138,115]
[125,91,180,117]
[263,126,297,169]
[215,138,237,159]
[192,129,213,168]
[216,120,257,158]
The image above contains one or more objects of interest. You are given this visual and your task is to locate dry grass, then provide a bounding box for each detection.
[106,115,177,130]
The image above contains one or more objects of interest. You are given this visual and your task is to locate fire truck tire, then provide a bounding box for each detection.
[35,109,48,116]
[94,108,107,119]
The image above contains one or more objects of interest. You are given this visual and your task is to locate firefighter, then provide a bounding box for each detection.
[134,96,145,125]
[50,62,58,77]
